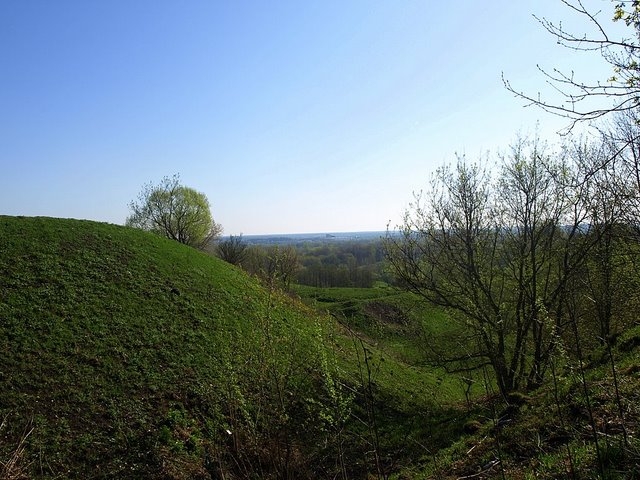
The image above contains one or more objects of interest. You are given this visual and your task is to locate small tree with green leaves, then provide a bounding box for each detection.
[126,174,222,249]
[216,235,248,266]
[385,137,594,395]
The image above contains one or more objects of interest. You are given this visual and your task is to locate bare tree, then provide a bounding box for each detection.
[243,245,300,290]
[573,113,640,341]
[385,157,517,393]
[504,0,640,130]
[601,108,640,223]
[496,136,590,388]
[385,138,593,394]
[217,235,249,266]
[265,246,300,290]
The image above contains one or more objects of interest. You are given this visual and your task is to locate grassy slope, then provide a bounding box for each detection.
[0,216,475,479]
[294,284,485,471]
[294,284,480,397]
[12,216,611,479]
[0,216,338,478]
[406,328,640,480]
[294,286,640,479]
[294,285,424,359]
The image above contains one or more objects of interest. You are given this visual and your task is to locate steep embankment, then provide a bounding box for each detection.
[0,216,338,479]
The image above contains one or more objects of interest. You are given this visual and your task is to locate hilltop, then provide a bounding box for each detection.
[0,216,343,478]
[3,216,639,479]
[0,216,456,479]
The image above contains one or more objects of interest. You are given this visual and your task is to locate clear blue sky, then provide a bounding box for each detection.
[0,1,619,234]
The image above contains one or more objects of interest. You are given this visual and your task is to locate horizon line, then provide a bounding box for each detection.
[226,230,391,237]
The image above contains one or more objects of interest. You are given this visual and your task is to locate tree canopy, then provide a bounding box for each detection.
[126,174,222,249]
[385,136,601,395]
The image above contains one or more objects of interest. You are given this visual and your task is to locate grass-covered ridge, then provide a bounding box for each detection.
[13,215,635,479]
[1,216,482,479]
[0,216,346,478]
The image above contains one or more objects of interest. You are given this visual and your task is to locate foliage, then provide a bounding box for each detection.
[385,136,601,395]
[380,119,640,476]
[215,234,248,266]
[412,333,640,479]
[242,244,300,289]
[126,174,222,249]
[294,239,386,288]
[230,238,386,289]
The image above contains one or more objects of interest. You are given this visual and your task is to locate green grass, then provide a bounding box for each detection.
[294,284,489,471]
[0,216,481,479]
[0,216,343,478]
[295,285,435,361]
[13,216,619,479]
[294,284,478,393]
[295,284,640,479]
[402,328,640,480]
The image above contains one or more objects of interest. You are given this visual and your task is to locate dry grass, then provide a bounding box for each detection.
[0,416,34,480]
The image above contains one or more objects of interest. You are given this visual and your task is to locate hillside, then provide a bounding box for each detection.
[294,286,640,479]
[0,216,350,478]
[5,216,638,479]
[0,216,466,479]
[407,328,640,480]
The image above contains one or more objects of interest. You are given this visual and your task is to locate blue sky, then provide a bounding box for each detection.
[0,1,619,234]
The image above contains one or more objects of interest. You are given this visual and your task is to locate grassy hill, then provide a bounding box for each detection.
[405,326,640,480]
[306,283,640,479]
[5,216,637,479]
[0,216,466,479]
[294,280,640,479]
[0,216,349,478]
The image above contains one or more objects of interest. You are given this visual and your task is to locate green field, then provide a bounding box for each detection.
[0,216,471,479]
[2,216,639,479]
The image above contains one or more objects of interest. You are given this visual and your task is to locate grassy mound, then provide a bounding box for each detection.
[0,216,338,479]
[5,216,558,479]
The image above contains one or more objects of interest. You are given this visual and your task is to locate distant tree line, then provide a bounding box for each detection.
[295,241,385,288]
[216,236,387,289]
